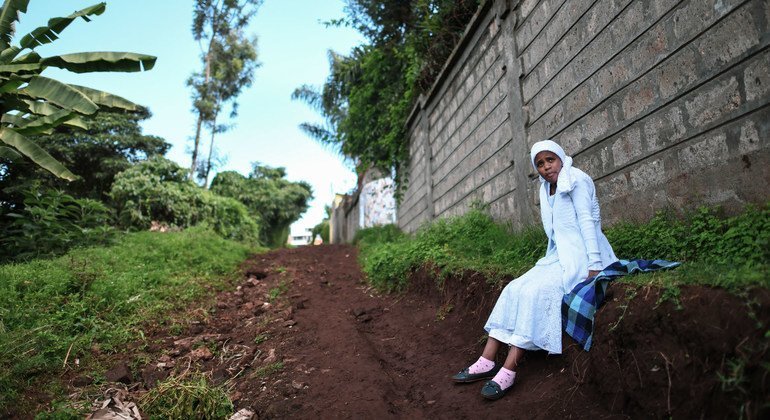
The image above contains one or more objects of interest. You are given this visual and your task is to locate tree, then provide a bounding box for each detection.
[210,163,313,247]
[0,1,156,180]
[0,109,169,214]
[293,0,479,192]
[188,0,261,183]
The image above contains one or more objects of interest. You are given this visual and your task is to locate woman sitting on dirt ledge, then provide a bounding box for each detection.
[452,139,618,400]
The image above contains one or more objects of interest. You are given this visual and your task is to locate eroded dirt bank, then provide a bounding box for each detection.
[27,244,769,418]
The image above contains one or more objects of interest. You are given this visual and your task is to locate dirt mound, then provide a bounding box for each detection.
[24,244,767,418]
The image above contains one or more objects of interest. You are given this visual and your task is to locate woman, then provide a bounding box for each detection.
[452,140,617,400]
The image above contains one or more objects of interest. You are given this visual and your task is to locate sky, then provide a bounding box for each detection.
[17,0,363,236]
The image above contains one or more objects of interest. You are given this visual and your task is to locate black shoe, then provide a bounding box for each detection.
[480,380,511,400]
[451,365,501,383]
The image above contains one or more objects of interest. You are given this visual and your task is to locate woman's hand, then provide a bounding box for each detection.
[587,270,600,279]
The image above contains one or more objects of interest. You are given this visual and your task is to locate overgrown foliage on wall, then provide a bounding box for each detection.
[293,0,480,190]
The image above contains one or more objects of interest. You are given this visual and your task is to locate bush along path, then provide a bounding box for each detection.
[29,244,769,419]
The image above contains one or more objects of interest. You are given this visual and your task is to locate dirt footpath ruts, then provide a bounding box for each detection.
[233,245,611,419]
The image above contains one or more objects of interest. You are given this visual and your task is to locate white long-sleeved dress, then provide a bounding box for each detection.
[484,166,617,354]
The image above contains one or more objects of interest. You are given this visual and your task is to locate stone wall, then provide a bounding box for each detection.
[399,0,769,232]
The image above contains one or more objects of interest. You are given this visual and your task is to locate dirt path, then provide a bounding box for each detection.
[71,244,766,419]
[200,244,612,419]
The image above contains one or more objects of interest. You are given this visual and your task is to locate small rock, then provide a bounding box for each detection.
[229,407,254,420]
[234,291,244,298]
[243,302,255,312]
[263,348,277,364]
[352,308,366,317]
[173,337,195,352]
[426,400,436,405]
[105,363,132,384]
[284,320,297,327]
[291,380,305,390]
[236,285,243,291]
[190,346,214,361]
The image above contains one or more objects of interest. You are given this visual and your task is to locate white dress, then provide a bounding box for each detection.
[484,166,617,354]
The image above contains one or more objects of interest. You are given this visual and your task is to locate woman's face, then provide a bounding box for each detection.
[534,151,562,184]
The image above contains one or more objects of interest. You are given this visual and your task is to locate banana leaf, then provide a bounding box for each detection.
[0,0,30,50]
[0,62,40,73]
[69,84,141,111]
[19,3,105,49]
[11,108,75,135]
[0,126,76,180]
[42,51,156,73]
[20,76,98,114]
[0,145,22,160]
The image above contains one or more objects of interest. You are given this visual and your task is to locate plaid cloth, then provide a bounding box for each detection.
[562,259,681,351]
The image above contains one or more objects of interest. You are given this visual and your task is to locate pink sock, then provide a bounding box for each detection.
[491,367,516,390]
[468,356,495,374]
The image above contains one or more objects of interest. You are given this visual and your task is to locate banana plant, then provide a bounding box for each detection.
[0,0,156,180]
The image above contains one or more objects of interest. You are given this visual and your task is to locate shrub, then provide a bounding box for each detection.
[358,210,545,291]
[0,188,114,262]
[110,157,260,243]
[210,165,313,247]
[606,205,769,267]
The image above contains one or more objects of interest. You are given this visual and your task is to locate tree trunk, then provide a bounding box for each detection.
[190,26,216,181]
[190,112,204,179]
[203,112,219,186]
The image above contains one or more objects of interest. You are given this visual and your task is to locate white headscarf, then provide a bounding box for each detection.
[530,139,577,193]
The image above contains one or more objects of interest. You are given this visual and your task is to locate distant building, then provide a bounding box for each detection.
[287,226,313,246]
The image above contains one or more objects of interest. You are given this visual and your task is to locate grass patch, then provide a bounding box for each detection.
[139,371,233,419]
[267,280,290,302]
[250,361,284,379]
[357,210,546,292]
[357,204,769,292]
[0,227,256,412]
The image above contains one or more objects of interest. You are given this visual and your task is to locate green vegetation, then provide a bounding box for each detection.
[0,109,169,209]
[188,0,261,184]
[293,0,480,191]
[140,372,233,420]
[357,205,769,292]
[0,228,253,410]
[0,189,114,261]
[250,361,284,379]
[357,209,546,292]
[267,280,290,302]
[210,165,313,247]
[0,1,155,180]
[110,157,261,244]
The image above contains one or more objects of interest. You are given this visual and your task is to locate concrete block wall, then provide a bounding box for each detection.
[398,0,769,232]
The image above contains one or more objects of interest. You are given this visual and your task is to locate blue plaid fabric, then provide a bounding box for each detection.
[562,259,681,351]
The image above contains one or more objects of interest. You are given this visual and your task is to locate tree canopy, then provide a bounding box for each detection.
[210,163,313,247]
[293,0,480,193]
[0,109,169,213]
[188,0,262,183]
